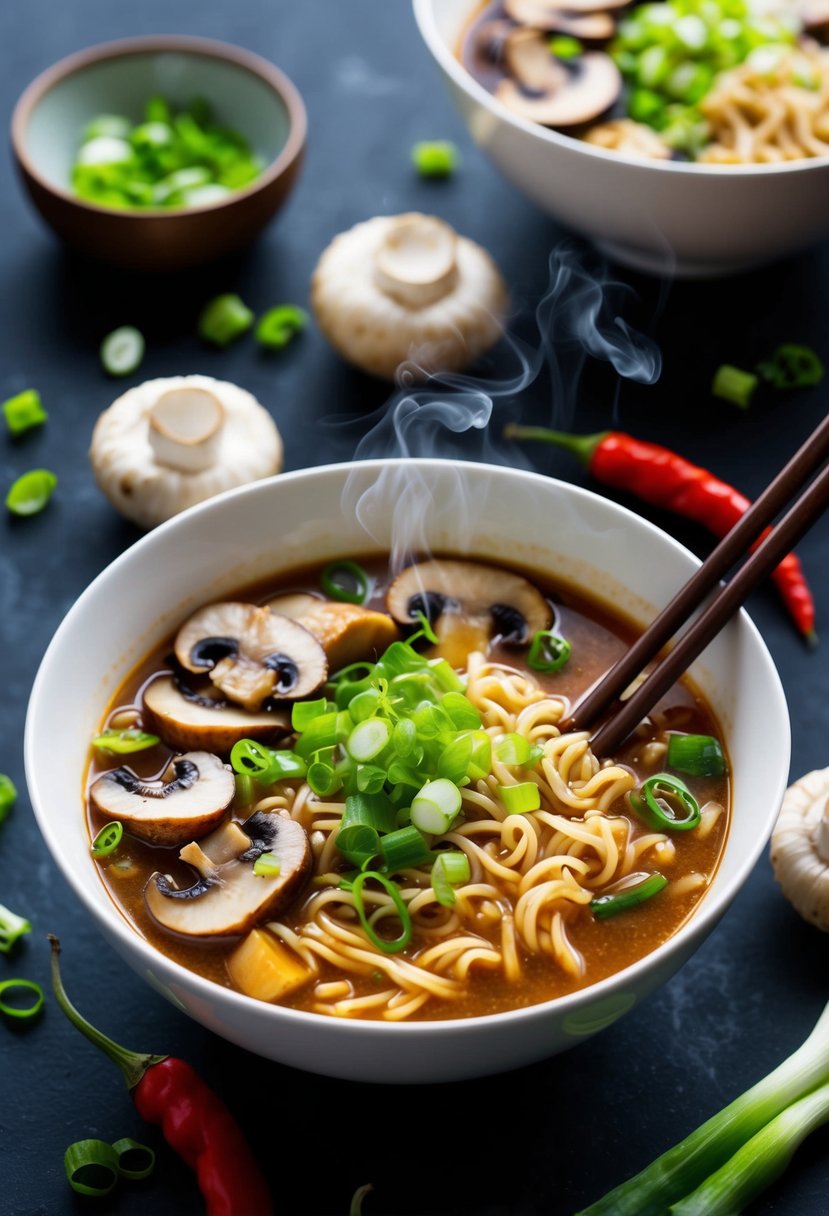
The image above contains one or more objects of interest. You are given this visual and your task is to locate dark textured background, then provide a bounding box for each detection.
[3,2,829,1213]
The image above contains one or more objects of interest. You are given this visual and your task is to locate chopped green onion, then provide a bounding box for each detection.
[527,629,571,673]
[253,851,281,877]
[440,691,482,730]
[0,903,31,953]
[198,293,254,347]
[380,825,431,871]
[351,870,413,953]
[0,773,17,823]
[411,778,462,835]
[0,977,44,1020]
[431,850,471,906]
[591,872,667,919]
[496,732,532,766]
[234,772,256,805]
[83,114,132,141]
[427,656,464,692]
[337,823,381,869]
[91,728,159,754]
[467,731,493,781]
[757,343,824,389]
[255,304,308,350]
[500,781,541,814]
[291,698,331,732]
[307,760,343,797]
[629,772,701,831]
[549,34,583,59]
[320,560,370,605]
[437,734,474,785]
[712,363,759,408]
[667,733,726,777]
[111,1137,156,1181]
[100,326,145,377]
[6,468,57,516]
[293,711,341,758]
[392,717,418,757]
[64,1139,120,1197]
[145,95,172,123]
[230,739,307,783]
[2,388,47,436]
[347,717,392,763]
[411,140,459,178]
[355,764,386,794]
[91,821,123,858]
[341,792,397,836]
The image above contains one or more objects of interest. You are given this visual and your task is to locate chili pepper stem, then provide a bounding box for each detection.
[48,935,166,1091]
[805,629,819,649]
[503,424,608,466]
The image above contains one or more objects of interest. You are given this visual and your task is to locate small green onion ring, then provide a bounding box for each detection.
[0,977,45,1020]
[91,728,159,754]
[320,560,370,605]
[630,772,701,831]
[100,326,145,377]
[6,468,57,516]
[64,1139,120,1197]
[111,1137,156,1180]
[91,821,123,858]
[592,872,668,920]
[666,733,726,777]
[757,343,824,389]
[351,870,413,954]
[0,773,17,822]
[527,629,572,673]
[255,304,307,350]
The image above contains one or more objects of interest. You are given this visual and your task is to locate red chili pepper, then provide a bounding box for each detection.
[505,425,816,643]
[48,935,273,1216]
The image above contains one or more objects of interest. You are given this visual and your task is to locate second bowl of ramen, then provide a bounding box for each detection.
[25,459,789,1082]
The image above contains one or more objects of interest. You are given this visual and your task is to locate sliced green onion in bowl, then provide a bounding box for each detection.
[527,629,571,673]
[500,781,541,814]
[347,717,392,763]
[198,293,254,347]
[2,388,47,436]
[431,850,471,906]
[91,821,123,858]
[629,772,701,831]
[253,851,281,878]
[64,1139,120,1197]
[411,777,462,834]
[91,728,159,755]
[591,872,667,919]
[320,560,370,604]
[411,139,459,178]
[255,304,308,349]
[351,870,413,954]
[380,824,431,871]
[111,1137,156,1181]
[6,468,57,516]
[100,326,145,377]
[291,698,331,732]
[667,733,726,776]
[496,732,532,766]
[0,977,45,1020]
[230,739,307,783]
[0,773,17,822]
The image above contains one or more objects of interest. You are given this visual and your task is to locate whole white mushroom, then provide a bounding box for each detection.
[770,766,829,931]
[89,374,283,528]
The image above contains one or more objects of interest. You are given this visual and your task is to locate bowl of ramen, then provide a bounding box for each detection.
[25,459,789,1082]
[413,0,829,276]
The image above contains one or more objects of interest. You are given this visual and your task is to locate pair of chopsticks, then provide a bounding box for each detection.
[569,411,829,756]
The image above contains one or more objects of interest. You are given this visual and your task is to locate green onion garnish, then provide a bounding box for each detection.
[527,629,572,673]
[629,772,701,831]
[431,850,471,907]
[198,293,255,347]
[291,698,331,732]
[496,732,531,766]
[379,825,431,872]
[500,781,541,815]
[712,364,759,408]
[347,717,392,763]
[549,35,583,59]
[111,1137,156,1181]
[757,343,824,389]
[337,823,381,869]
[255,304,308,350]
[667,733,726,777]
[0,773,17,823]
[64,1140,120,1197]
[230,738,307,783]
[320,560,370,605]
[253,851,281,878]
[2,389,47,436]
[411,140,459,178]
[0,977,44,1020]
[351,870,413,954]
[0,903,31,953]
[91,821,124,858]
[307,760,344,797]
[591,872,667,919]
[6,468,57,516]
[411,778,462,835]
[91,728,160,755]
[100,326,145,377]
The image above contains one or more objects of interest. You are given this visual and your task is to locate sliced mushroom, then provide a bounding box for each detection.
[496,41,622,127]
[89,751,234,847]
[174,602,328,711]
[142,675,292,753]
[267,595,400,672]
[506,0,628,19]
[145,810,312,937]
[386,559,552,668]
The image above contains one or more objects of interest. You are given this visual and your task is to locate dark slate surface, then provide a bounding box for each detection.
[3,2,829,1213]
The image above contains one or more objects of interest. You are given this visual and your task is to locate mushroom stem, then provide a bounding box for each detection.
[148,387,226,473]
[814,800,829,863]
[373,215,459,309]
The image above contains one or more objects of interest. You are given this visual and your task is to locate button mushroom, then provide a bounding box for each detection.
[386,559,552,668]
[771,767,829,931]
[89,751,235,847]
[310,213,508,380]
[174,602,328,711]
[267,594,400,671]
[89,374,283,528]
[142,675,292,754]
[145,811,312,937]
[496,29,622,127]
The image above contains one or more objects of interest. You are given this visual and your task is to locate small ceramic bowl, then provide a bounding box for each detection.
[25,459,790,1083]
[11,36,306,271]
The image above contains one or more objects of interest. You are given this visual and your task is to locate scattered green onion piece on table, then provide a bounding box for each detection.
[91,821,123,858]
[629,772,701,831]
[91,728,159,755]
[527,629,571,673]
[198,293,254,347]
[0,977,44,1020]
[667,733,726,777]
[549,35,583,59]
[111,1137,156,1181]
[6,469,57,516]
[351,870,413,953]
[64,1139,120,1198]
[500,782,541,814]
[757,343,824,389]
[252,851,281,878]
[255,304,308,350]
[320,560,370,604]
[100,326,145,377]
[411,778,462,834]
[0,773,17,822]
[2,388,47,436]
[431,850,471,907]
[591,872,667,919]
[0,903,31,953]
[712,363,759,408]
[379,825,431,871]
[411,140,459,178]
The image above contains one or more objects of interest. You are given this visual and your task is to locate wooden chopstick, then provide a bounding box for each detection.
[572,414,829,756]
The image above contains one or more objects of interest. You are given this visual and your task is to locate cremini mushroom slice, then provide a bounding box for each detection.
[89,751,234,847]
[89,374,283,528]
[771,767,829,931]
[142,675,291,753]
[174,602,328,711]
[386,559,552,668]
[145,810,312,937]
[310,213,508,380]
[496,40,622,127]
[267,595,400,672]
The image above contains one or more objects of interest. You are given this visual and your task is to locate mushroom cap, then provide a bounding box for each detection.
[145,811,312,937]
[771,767,829,931]
[496,48,622,127]
[89,751,235,847]
[142,675,292,754]
[310,213,508,380]
[89,374,283,529]
[267,595,400,672]
[174,602,328,711]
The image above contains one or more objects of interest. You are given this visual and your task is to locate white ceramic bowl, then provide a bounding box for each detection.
[25,459,789,1082]
[413,0,829,277]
